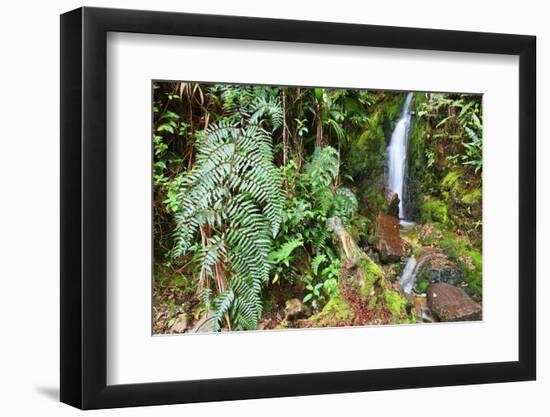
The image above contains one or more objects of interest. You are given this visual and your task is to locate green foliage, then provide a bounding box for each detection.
[267,238,303,284]
[172,93,284,330]
[442,171,461,193]
[152,83,483,332]
[303,253,341,309]
[440,232,482,298]
[308,291,353,326]
[419,197,448,225]
[410,93,483,246]
[384,290,407,317]
[311,254,327,276]
[306,147,340,190]
[463,126,482,173]
[305,146,358,224]
[462,188,482,205]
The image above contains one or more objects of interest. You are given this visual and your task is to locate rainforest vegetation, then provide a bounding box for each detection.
[152,82,483,334]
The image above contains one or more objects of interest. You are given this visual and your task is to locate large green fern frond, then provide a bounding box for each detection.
[173,93,284,331]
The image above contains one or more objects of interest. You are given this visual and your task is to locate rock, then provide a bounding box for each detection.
[284,298,304,320]
[191,311,215,333]
[170,314,188,333]
[427,282,481,321]
[413,294,435,323]
[415,250,463,286]
[384,188,400,218]
[375,213,404,263]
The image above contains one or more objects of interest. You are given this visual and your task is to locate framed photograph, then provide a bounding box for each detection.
[60,6,536,409]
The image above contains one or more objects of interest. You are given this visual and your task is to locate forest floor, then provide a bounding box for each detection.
[153,219,482,334]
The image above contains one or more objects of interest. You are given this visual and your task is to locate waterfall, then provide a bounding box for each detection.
[387,92,414,221]
[399,255,418,295]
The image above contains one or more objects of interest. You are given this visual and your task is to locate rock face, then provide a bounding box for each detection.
[427,282,481,321]
[416,250,463,286]
[375,213,404,263]
[384,188,400,218]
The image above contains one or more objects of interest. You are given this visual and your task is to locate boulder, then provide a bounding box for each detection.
[284,298,304,320]
[170,314,188,333]
[427,282,481,321]
[191,311,215,333]
[384,188,400,218]
[415,250,463,286]
[375,213,404,263]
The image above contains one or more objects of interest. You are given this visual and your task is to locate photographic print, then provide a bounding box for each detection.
[152,82,483,334]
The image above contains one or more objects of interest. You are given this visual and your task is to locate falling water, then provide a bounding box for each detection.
[399,255,418,295]
[387,92,414,221]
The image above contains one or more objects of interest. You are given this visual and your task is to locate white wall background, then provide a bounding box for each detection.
[0,0,546,415]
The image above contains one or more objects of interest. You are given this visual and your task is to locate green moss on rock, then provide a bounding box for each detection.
[461,188,482,205]
[356,255,385,298]
[442,170,462,193]
[419,197,448,224]
[440,232,482,299]
[308,291,353,327]
[384,290,407,317]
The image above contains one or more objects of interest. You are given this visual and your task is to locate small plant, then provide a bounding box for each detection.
[303,254,341,309]
[268,238,303,284]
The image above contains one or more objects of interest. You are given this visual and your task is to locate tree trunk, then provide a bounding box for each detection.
[306,217,408,327]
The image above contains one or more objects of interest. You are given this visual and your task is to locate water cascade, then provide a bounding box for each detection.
[399,255,418,295]
[387,92,414,221]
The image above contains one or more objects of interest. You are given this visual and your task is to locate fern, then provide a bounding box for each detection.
[173,95,284,331]
[311,254,327,276]
[305,146,340,190]
[268,238,303,266]
[333,187,358,223]
[304,146,358,225]
[211,290,234,331]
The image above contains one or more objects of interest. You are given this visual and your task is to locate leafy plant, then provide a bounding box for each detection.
[267,238,303,284]
[172,96,284,330]
[303,253,340,309]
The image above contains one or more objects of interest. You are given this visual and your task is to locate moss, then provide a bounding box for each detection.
[356,255,385,299]
[440,232,482,299]
[461,188,482,205]
[308,291,353,326]
[442,170,462,193]
[415,276,430,293]
[384,290,407,317]
[419,197,448,224]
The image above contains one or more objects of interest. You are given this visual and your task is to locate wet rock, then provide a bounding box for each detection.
[427,282,481,321]
[170,314,188,333]
[375,213,404,263]
[384,188,400,218]
[416,250,463,286]
[284,298,304,320]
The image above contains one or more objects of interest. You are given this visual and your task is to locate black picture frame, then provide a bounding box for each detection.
[60,6,536,410]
